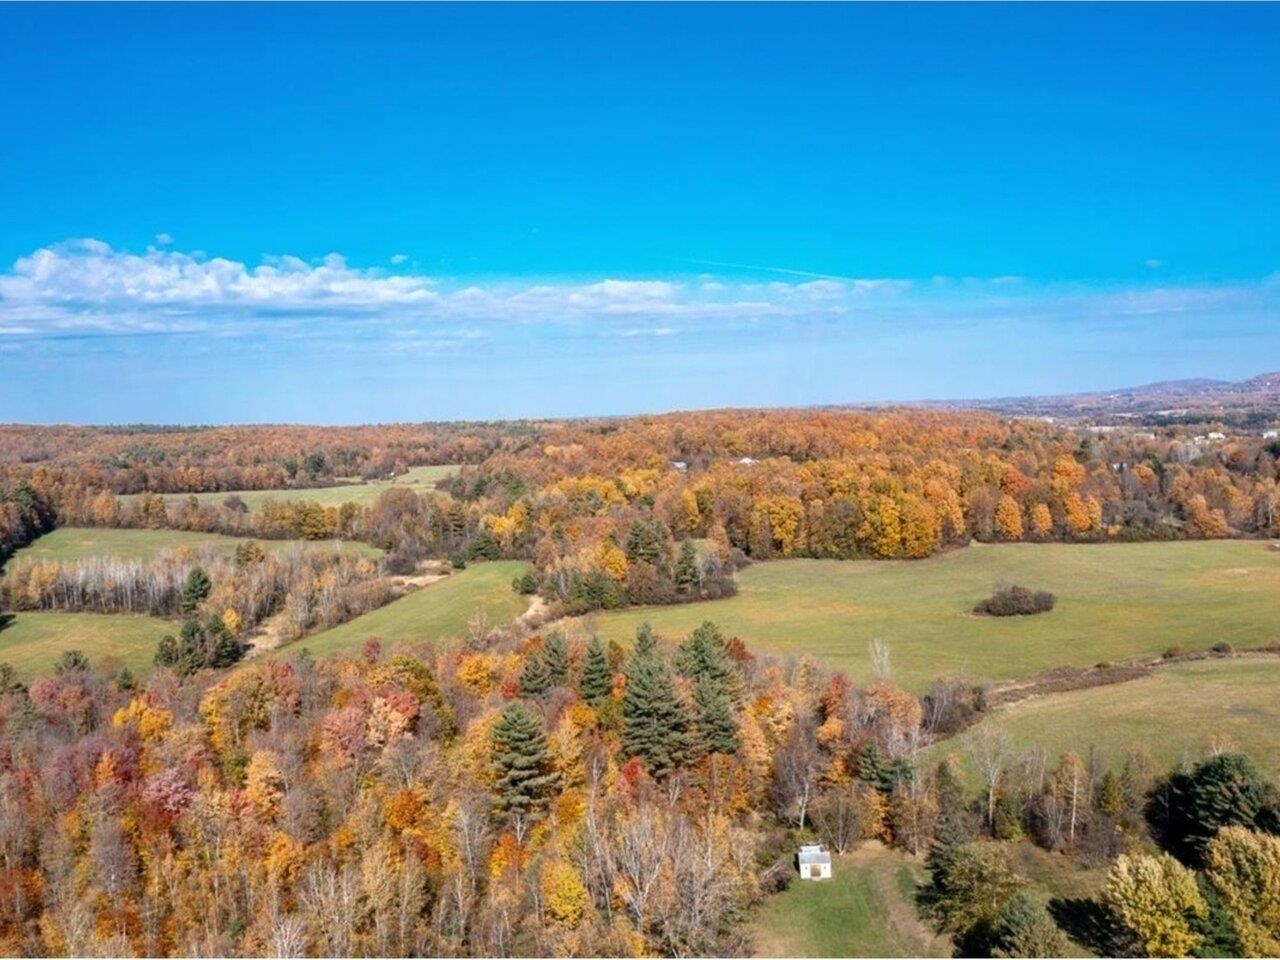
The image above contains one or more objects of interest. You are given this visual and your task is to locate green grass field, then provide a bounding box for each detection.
[930,657,1280,780]
[750,843,948,958]
[119,463,461,512]
[11,527,381,564]
[0,611,171,678]
[750,841,1103,958]
[572,541,1280,692]
[293,560,531,658]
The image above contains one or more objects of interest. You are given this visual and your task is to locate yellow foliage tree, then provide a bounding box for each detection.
[1029,502,1054,538]
[900,495,940,558]
[540,860,591,928]
[244,750,285,822]
[596,541,630,582]
[995,495,1023,541]
[1204,826,1280,956]
[221,608,243,636]
[1104,853,1206,958]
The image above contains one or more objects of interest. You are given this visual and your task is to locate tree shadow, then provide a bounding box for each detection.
[0,613,13,635]
[1049,897,1127,957]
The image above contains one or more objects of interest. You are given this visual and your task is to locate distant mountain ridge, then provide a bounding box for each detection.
[923,371,1280,419]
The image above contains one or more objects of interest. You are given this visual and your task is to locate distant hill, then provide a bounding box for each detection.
[919,371,1280,420]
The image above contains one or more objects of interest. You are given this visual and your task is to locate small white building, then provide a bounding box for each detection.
[797,843,832,881]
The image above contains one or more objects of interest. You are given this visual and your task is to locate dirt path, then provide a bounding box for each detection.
[242,562,453,659]
[517,594,550,631]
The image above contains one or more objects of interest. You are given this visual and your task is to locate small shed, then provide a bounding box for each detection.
[797,843,832,881]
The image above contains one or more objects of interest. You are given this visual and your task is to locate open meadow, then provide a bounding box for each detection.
[750,843,948,958]
[0,611,171,678]
[293,560,531,658]
[751,841,1104,958]
[929,656,1280,780]
[571,541,1280,692]
[11,526,381,563]
[118,463,461,512]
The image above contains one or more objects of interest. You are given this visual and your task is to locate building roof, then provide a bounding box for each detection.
[797,844,832,866]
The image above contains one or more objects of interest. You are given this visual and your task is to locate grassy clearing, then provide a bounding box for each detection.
[0,611,171,678]
[929,657,1280,780]
[294,560,530,658]
[120,463,461,512]
[11,527,380,564]
[750,841,1104,959]
[750,842,948,958]
[571,541,1280,692]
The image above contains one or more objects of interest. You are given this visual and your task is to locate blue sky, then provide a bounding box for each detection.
[2,4,1278,423]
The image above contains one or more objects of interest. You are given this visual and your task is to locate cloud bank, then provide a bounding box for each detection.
[3,238,1279,425]
[0,238,917,341]
[2,239,1276,352]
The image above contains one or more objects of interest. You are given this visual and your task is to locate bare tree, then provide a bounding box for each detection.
[770,721,821,830]
[968,727,1012,836]
[869,638,891,681]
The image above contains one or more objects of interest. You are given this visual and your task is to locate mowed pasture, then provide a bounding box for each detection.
[119,464,462,512]
[931,657,1280,780]
[12,527,381,563]
[751,843,948,958]
[751,841,1102,958]
[573,541,1280,692]
[294,560,531,658]
[0,611,171,678]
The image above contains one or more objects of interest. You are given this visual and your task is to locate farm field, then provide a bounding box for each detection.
[294,560,531,658]
[750,843,947,958]
[571,541,1280,692]
[0,611,171,678]
[10,527,381,563]
[930,657,1280,779]
[119,463,461,512]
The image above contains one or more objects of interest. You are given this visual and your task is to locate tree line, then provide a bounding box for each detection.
[8,409,1280,615]
[0,617,1273,955]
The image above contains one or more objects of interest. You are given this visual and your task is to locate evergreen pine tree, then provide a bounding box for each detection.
[675,539,699,594]
[1149,752,1280,863]
[180,566,212,616]
[542,630,569,685]
[468,526,501,561]
[578,636,612,704]
[989,892,1069,958]
[53,649,90,675]
[693,675,739,755]
[518,649,552,697]
[929,758,975,875]
[154,616,242,676]
[623,654,690,776]
[857,740,893,793]
[634,622,658,660]
[490,702,560,819]
[674,620,736,692]
[625,517,670,568]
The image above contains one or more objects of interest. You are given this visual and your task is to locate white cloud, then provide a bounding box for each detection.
[1145,258,1164,269]
[2,238,1273,352]
[390,253,409,265]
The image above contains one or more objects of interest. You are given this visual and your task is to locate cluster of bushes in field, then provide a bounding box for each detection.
[974,583,1057,617]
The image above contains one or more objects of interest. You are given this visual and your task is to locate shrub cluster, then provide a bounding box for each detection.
[973,583,1056,617]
